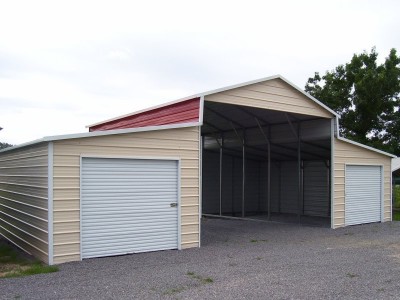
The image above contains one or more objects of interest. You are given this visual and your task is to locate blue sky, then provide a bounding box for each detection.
[1,0,399,144]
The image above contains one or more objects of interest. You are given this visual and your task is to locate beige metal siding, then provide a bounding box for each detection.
[52,126,199,263]
[205,78,333,118]
[0,143,49,263]
[333,139,391,228]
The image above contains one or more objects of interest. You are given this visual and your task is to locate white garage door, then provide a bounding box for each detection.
[345,165,382,226]
[81,157,179,259]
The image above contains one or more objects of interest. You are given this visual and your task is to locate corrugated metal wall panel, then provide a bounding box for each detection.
[81,158,179,258]
[90,98,200,131]
[244,159,260,214]
[52,126,199,264]
[345,165,381,226]
[201,151,219,214]
[279,161,298,214]
[267,162,280,213]
[333,139,391,228]
[202,150,265,216]
[0,143,49,263]
[303,161,329,216]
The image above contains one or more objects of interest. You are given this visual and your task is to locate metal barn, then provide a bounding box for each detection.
[0,75,394,264]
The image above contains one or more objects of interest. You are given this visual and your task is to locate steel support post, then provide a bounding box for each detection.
[255,118,271,220]
[242,130,246,218]
[297,123,301,223]
[219,134,224,216]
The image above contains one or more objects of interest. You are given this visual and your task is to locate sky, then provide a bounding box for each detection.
[1,0,399,144]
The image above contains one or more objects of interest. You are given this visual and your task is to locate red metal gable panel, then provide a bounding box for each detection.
[89,98,200,131]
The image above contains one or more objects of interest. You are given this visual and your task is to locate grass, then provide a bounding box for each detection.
[0,242,58,278]
[186,271,214,284]
[392,185,400,221]
[163,287,186,295]
[394,185,400,208]
[250,239,268,243]
[163,271,213,296]
[346,272,359,279]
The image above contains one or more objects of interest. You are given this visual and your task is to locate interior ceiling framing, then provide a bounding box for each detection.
[201,101,331,161]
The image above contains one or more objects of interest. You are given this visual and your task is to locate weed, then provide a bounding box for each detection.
[250,239,268,243]
[346,273,358,278]
[163,287,185,295]
[0,244,26,265]
[186,271,214,285]
[229,263,237,267]
[344,233,354,236]
[377,288,384,292]
[3,263,58,278]
[0,243,58,278]
[202,277,213,283]
[256,257,262,260]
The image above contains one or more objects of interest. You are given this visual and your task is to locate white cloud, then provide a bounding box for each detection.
[0,0,399,144]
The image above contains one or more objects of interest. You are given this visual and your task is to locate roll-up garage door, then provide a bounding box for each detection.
[81,157,179,259]
[345,165,382,226]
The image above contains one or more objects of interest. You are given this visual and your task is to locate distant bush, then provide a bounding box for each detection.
[0,142,13,150]
[394,185,400,209]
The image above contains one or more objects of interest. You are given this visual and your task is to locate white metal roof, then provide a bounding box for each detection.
[336,136,396,158]
[86,75,340,128]
[0,122,201,154]
[392,157,400,172]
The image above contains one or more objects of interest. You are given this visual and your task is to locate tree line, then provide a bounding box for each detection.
[305,48,400,156]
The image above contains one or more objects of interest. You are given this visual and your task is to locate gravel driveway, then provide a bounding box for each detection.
[1,218,400,299]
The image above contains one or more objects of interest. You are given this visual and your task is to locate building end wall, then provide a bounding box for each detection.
[0,142,50,263]
[333,138,392,228]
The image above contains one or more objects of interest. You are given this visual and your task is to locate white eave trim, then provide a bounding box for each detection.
[391,157,400,172]
[86,74,340,129]
[0,122,201,154]
[336,136,396,158]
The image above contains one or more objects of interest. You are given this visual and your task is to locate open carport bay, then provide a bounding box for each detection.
[1,219,400,300]
[201,101,332,227]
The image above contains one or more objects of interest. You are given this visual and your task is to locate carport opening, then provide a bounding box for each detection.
[201,101,332,227]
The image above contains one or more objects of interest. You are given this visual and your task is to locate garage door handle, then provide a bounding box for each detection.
[170,203,178,208]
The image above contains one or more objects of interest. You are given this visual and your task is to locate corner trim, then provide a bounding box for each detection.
[47,142,54,265]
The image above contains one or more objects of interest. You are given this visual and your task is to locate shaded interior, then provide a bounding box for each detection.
[201,101,332,227]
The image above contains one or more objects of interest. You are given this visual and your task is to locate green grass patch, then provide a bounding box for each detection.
[250,239,268,243]
[0,244,26,265]
[346,272,359,279]
[0,242,58,278]
[393,211,400,221]
[4,263,58,278]
[186,271,214,285]
[394,185,400,209]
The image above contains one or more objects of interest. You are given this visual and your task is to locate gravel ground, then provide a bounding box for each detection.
[1,218,400,300]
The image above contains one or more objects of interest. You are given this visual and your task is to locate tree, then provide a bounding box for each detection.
[305,48,400,156]
[0,142,13,150]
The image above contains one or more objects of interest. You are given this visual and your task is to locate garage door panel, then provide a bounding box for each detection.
[81,157,179,259]
[84,241,178,258]
[345,165,381,226]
